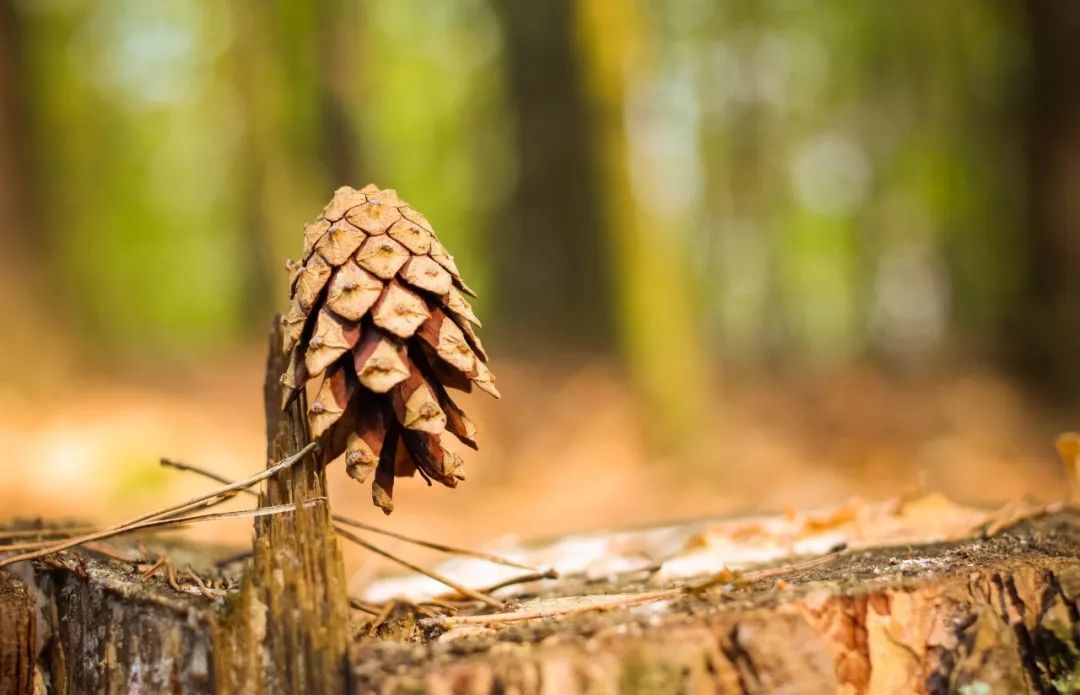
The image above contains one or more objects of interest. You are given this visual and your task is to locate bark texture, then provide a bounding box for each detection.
[36,554,214,694]
[0,570,35,695]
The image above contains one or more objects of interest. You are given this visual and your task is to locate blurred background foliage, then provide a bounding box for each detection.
[1,0,1078,506]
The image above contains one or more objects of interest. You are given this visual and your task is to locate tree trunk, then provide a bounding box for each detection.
[492,0,612,349]
[1011,0,1080,399]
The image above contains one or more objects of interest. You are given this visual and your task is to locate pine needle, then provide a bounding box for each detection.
[331,515,542,572]
[0,526,97,542]
[0,502,313,568]
[334,525,503,609]
[162,454,544,573]
[0,442,316,569]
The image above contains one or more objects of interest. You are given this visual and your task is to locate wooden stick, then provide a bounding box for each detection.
[162,454,543,573]
[334,526,503,609]
[0,443,315,569]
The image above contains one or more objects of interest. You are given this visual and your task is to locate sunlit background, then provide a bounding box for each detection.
[1,1,1076,579]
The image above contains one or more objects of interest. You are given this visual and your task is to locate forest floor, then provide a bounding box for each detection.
[0,351,1068,593]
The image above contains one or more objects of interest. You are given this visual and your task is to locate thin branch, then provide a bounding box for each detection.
[81,541,141,564]
[214,549,254,568]
[334,526,503,609]
[367,600,398,636]
[737,547,846,583]
[0,442,316,569]
[162,453,543,574]
[416,599,460,614]
[160,457,245,489]
[184,567,217,600]
[479,569,560,594]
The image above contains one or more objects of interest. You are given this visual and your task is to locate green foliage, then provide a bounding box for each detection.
[5,0,1040,425]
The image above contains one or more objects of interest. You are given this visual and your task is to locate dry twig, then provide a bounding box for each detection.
[348,598,381,616]
[439,569,560,601]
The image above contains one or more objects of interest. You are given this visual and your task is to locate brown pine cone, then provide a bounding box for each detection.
[280,184,498,513]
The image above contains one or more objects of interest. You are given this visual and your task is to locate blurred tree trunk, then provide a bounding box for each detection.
[0,1,66,383]
[1014,1,1080,400]
[231,0,362,332]
[0,0,28,250]
[574,0,711,454]
[492,0,611,348]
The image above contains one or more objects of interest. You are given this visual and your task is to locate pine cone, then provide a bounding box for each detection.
[280,184,498,513]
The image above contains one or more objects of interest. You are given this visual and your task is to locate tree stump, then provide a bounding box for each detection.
[351,512,1080,693]
[2,507,1079,693]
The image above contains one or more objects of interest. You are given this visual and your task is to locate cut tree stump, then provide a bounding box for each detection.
[1,511,1078,693]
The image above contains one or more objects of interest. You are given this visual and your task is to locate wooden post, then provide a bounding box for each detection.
[214,319,350,694]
